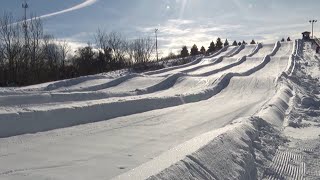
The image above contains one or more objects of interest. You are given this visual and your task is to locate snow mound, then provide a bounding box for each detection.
[116,117,286,180]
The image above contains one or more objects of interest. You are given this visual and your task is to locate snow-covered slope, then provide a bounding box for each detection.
[0,40,319,180]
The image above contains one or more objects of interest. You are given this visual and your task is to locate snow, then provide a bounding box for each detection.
[1,39,320,179]
[115,120,243,180]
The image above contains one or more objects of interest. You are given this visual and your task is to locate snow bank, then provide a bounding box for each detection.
[284,40,300,75]
[145,46,236,76]
[205,45,230,58]
[115,117,285,180]
[0,91,135,106]
[144,56,203,76]
[257,41,296,127]
[257,85,293,127]
[44,75,109,91]
[114,120,243,180]
[248,43,263,57]
[175,57,223,74]
[226,44,245,57]
[136,73,185,94]
[196,56,246,77]
[70,73,143,92]
[269,41,281,57]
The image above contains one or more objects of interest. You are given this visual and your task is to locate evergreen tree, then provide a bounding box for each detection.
[200,46,206,54]
[238,42,242,46]
[180,46,189,57]
[287,37,291,41]
[250,39,256,44]
[224,39,229,47]
[216,38,223,50]
[281,38,285,42]
[190,44,199,56]
[207,41,215,53]
[232,40,238,46]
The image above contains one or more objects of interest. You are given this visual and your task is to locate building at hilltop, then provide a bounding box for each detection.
[302,31,311,40]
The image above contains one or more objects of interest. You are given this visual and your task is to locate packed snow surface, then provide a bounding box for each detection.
[0,40,319,180]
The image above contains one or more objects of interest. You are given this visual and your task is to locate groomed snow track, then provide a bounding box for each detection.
[0,41,302,180]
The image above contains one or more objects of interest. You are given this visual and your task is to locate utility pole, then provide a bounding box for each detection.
[22,0,28,47]
[22,0,29,69]
[309,19,317,39]
[155,28,159,61]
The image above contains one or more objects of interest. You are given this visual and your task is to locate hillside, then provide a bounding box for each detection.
[0,40,319,180]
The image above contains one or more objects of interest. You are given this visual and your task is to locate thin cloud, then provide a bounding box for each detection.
[39,0,98,19]
[10,0,98,27]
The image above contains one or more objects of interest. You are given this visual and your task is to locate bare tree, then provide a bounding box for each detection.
[58,40,70,68]
[107,31,127,66]
[0,12,76,85]
[42,34,56,68]
[27,15,44,81]
[0,43,5,83]
[130,37,155,64]
[0,12,22,83]
[95,29,112,71]
[95,29,109,55]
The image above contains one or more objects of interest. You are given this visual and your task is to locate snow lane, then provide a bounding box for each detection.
[0,43,285,137]
[0,82,270,180]
[119,41,294,179]
[0,45,257,107]
[0,42,293,179]
[152,46,239,77]
[0,55,263,113]
[251,43,275,58]
[100,76,164,93]
[232,44,258,58]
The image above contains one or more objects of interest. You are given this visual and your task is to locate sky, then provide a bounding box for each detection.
[0,0,319,56]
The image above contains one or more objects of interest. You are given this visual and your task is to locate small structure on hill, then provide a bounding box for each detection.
[302,31,311,40]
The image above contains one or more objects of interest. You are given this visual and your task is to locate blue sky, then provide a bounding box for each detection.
[1,0,319,56]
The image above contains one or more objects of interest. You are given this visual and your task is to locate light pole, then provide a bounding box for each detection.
[155,28,159,61]
[309,20,317,39]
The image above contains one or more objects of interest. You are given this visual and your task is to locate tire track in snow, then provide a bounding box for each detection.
[264,143,320,180]
[264,148,306,180]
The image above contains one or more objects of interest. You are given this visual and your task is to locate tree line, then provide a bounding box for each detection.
[0,13,73,86]
[178,38,257,58]
[0,13,161,86]
[0,11,269,87]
